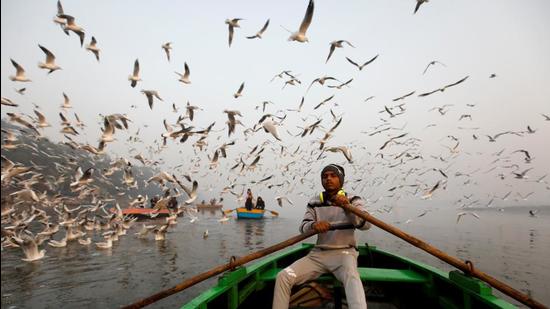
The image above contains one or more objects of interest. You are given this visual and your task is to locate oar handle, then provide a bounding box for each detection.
[122,229,321,309]
[341,204,547,309]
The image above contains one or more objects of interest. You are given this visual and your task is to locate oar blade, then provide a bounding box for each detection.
[223,208,236,215]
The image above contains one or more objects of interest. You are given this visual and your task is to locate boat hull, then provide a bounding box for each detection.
[120,208,170,217]
[182,243,516,309]
[236,207,264,219]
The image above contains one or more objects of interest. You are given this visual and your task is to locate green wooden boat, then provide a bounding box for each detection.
[182,243,516,309]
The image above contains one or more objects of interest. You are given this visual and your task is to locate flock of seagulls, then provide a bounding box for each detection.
[1,0,548,266]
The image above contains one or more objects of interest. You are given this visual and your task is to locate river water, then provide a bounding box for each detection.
[2,206,549,308]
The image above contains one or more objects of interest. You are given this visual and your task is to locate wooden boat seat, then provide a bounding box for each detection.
[259,267,428,284]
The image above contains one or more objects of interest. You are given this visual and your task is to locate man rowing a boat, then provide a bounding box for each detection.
[273,164,370,309]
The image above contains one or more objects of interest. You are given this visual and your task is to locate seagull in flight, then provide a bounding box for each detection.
[456,211,480,224]
[346,55,379,71]
[422,60,446,74]
[175,62,191,84]
[276,196,294,207]
[247,19,270,39]
[141,90,163,109]
[261,117,282,141]
[128,59,141,88]
[286,0,314,43]
[161,42,172,61]
[326,40,354,63]
[38,45,62,74]
[392,91,415,102]
[418,76,469,97]
[234,82,245,98]
[225,18,243,47]
[513,168,532,179]
[307,76,339,92]
[421,181,441,199]
[324,146,353,163]
[85,36,100,62]
[9,59,31,82]
[328,78,353,90]
[58,14,85,46]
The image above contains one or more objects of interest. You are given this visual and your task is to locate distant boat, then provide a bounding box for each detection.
[120,208,171,218]
[236,207,265,219]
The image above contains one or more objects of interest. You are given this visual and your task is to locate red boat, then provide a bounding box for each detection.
[114,208,171,218]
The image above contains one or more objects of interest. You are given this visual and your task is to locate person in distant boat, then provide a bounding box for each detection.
[255,196,265,210]
[245,189,254,211]
[168,196,178,210]
[150,195,160,208]
[273,164,370,309]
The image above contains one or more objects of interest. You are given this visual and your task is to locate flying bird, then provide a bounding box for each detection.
[286,0,314,42]
[325,146,353,163]
[161,42,172,61]
[12,235,46,262]
[326,40,354,63]
[225,18,243,47]
[85,36,100,61]
[261,117,282,141]
[1,97,18,107]
[247,19,270,39]
[128,59,141,88]
[422,60,446,74]
[421,181,441,199]
[276,196,294,207]
[53,0,69,35]
[38,45,62,74]
[34,110,51,128]
[58,14,85,46]
[9,59,31,82]
[456,211,480,224]
[175,62,191,84]
[141,90,163,109]
[180,180,199,204]
[327,78,353,90]
[307,76,339,92]
[418,76,469,97]
[313,95,335,110]
[61,92,72,109]
[346,55,379,71]
[234,82,245,98]
[392,91,415,101]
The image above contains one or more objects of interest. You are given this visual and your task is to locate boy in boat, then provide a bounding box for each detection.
[273,164,370,309]
[255,196,265,210]
[245,188,254,211]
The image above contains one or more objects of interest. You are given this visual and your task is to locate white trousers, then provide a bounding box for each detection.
[272,248,367,309]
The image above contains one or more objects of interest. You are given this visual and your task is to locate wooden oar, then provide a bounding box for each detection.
[266,209,279,216]
[223,208,237,215]
[340,203,547,309]
[123,228,325,308]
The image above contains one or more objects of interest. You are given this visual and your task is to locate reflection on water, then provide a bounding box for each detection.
[243,219,266,250]
[1,208,549,308]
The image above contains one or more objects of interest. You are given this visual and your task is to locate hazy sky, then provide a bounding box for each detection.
[2,0,549,218]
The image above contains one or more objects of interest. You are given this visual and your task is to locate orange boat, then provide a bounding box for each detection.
[119,208,171,217]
